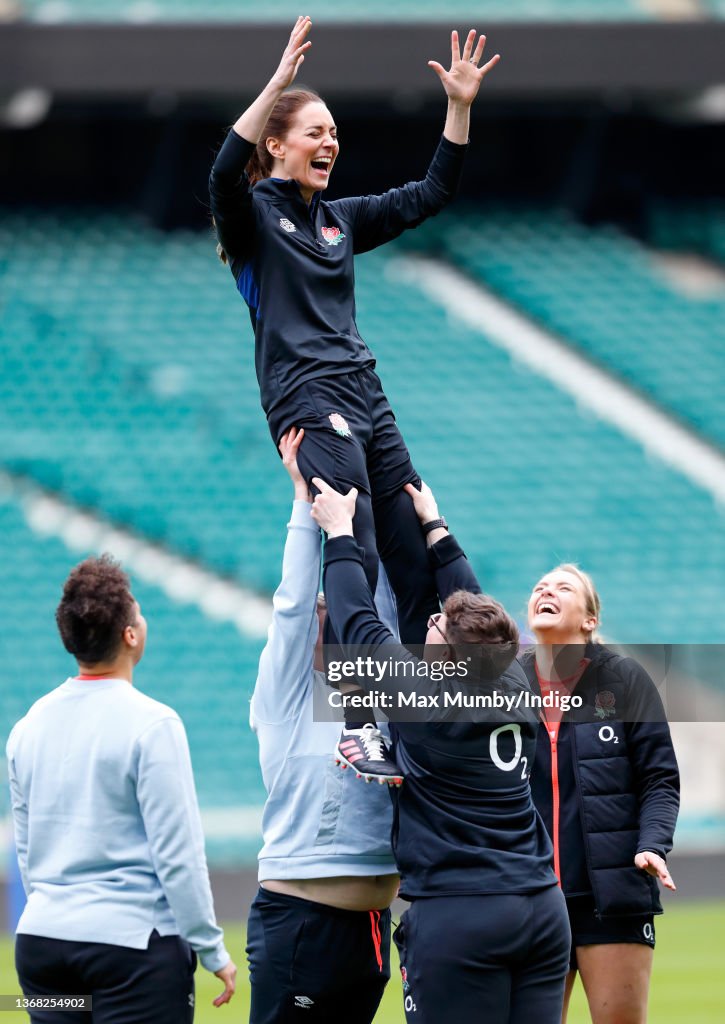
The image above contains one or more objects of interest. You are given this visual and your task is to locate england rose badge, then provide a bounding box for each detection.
[594,690,616,719]
[322,225,345,246]
[328,412,352,438]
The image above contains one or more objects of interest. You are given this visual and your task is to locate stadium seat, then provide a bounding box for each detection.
[2,205,725,652]
[408,205,725,450]
[21,0,654,25]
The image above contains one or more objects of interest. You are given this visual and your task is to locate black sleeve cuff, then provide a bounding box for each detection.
[636,844,668,860]
[433,134,468,172]
[428,533,466,570]
[323,535,366,567]
[438,134,469,153]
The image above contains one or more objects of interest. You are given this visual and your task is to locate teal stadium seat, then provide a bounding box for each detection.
[21,1,653,25]
[408,206,725,450]
[647,199,725,267]
[2,206,725,653]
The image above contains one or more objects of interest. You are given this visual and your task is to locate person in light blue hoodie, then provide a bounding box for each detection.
[247,426,399,1024]
[7,555,236,1023]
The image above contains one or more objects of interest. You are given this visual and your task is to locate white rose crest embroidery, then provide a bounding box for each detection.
[594,690,616,719]
[322,225,346,246]
[329,413,351,438]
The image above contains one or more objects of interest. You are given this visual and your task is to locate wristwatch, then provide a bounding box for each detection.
[422,517,448,535]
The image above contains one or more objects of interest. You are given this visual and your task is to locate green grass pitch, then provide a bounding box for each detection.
[1,902,723,1021]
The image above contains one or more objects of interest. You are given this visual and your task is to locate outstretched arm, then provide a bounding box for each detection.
[311,478,404,653]
[253,429,322,724]
[430,29,500,145]
[312,477,481,638]
[232,16,312,145]
[334,29,499,254]
[404,481,482,599]
[313,481,498,717]
[210,18,312,264]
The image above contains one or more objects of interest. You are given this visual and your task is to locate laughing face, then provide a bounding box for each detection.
[267,101,339,203]
[528,569,598,643]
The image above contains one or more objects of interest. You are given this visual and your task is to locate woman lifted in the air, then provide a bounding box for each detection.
[210,17,499,779]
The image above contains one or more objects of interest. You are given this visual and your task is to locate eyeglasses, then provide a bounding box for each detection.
[427,612,448,644]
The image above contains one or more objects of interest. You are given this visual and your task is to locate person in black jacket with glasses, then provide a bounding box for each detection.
[309,478,571,1024]
[523,564,679,1024]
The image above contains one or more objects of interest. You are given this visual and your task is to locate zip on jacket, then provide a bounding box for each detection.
[536,660,589,891]
[524,645,679,918]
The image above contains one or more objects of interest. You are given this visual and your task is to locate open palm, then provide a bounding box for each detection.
[429,29,500,107]
[270,15,313,91]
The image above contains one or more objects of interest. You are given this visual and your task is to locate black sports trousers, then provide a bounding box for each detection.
[247,888,391,1024]
[392,887,571,1024]
[282,367,439,646]
[15,930,196,1024]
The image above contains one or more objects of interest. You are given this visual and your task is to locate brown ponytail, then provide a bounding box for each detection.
[214,88,323,264]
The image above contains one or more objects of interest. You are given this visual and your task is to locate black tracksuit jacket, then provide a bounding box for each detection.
[209,130,466,441]
[521,645,680,918]
[323,532,558,900]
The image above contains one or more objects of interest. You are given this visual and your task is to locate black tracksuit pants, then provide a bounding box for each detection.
[393,887,571,1024]
[247,889,391,1024]
[281,367,438,646]
[15,931,196,1024]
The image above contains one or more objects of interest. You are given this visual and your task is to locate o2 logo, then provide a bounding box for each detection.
[489,724,529,779]
[643,922,654,941]
[598,725,619,744]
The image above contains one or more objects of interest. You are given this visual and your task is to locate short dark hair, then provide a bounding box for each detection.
[443,590,519,680]
[56,555,137,664]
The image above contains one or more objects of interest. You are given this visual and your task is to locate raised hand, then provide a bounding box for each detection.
[311,477,358,538]
[403,480,440,525]
[232,17,313,145]
[279,426,309,501]
[270,15,313,91]
[429,29,500,108]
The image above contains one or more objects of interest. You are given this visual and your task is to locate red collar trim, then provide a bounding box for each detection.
[535,658,591,688]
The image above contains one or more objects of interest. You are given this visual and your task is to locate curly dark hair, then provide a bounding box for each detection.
[56,554,137,664]
[443,590,520,681]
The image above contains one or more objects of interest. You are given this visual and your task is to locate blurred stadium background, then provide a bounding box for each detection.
[1,1,725,1019]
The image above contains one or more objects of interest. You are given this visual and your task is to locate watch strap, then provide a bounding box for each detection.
[422,517,448,535]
